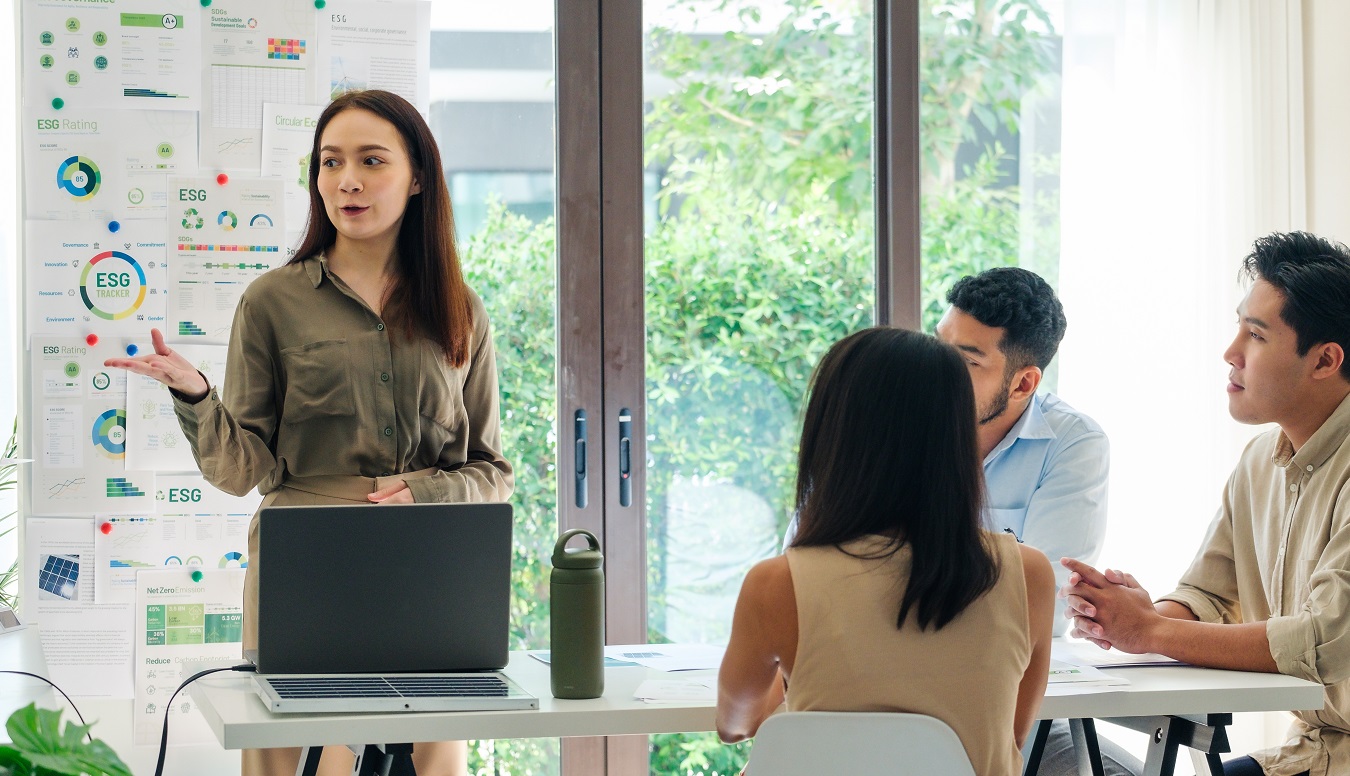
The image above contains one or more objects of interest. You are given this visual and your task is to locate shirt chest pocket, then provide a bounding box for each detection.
[280,339,356,422]
[988,507,1029,539]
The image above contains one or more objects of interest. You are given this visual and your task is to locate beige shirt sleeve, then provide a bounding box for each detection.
[1265,502,1350,685]
[173,293,281,497]
[1156,475,1244,625]
[405,307,513,504]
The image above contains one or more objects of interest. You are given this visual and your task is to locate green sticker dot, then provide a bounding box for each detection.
[191,570,203,583]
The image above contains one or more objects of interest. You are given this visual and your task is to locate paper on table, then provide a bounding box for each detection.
[633,679,715,703]
[604,644,725,672]
[1054,640,1183,668]
[1044,683,1127,697]
[527,651,638,668]
[1048,659,1129,687]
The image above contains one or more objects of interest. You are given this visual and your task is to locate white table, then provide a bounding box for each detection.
[0,627,59,729]
[190,649,1323,776]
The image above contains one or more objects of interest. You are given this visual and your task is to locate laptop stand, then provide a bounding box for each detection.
[297,743,417,776]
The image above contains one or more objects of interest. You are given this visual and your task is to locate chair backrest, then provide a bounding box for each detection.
[745,711,977,775]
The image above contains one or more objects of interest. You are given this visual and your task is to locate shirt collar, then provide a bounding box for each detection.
[984,393,1055,465]
[1276,390,1350,473]
[303,254,328,288]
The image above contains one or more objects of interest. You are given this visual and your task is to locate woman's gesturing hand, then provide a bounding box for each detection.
[103,328,210,401]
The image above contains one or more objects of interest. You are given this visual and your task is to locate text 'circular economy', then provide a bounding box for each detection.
[92,408,127,458]
[57,155,101,200]
[79,250,148,320]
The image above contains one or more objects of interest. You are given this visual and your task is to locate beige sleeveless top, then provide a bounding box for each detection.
[785,532,1030,776]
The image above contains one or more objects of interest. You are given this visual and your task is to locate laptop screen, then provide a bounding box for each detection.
[254,502,513,675]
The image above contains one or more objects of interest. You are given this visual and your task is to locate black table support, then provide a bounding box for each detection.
[294,743,419,776]
[1025,714,1231,776]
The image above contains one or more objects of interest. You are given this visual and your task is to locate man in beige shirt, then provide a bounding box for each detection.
[1061,231,1350,776]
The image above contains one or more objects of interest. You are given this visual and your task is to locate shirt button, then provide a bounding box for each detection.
[1289,483,1298,492]
[383,427,393,437]
[380,372,389,382]
[376,323,385,331]
[1307,465,1314,472]
[381,471,391,477]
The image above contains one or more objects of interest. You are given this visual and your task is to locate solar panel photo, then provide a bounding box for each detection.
[38,553,80,601]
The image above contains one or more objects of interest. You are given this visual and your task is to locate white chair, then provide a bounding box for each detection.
[745,711,977,775]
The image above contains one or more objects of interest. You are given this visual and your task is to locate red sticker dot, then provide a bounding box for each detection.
[100,522,112,535]
[85,334,99,346]
[216,173,229,186]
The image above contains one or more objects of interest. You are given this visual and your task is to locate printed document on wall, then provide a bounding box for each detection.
[24,517,135,698]
[95,513,250,605]
[167,175,285,344]
[22,0,199,110]
[25,109,198,222]
[124,343,228,471]
[201,0,318,171]
[260,102,322,246]
[316,1,430,114]
[133,567,245,745]
[26,220,168,341]
[30,336,157,515]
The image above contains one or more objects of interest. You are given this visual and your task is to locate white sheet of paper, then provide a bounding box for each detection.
[201,0,318,171]
[124,343,228,470]
[31,336,157,515]
[26,220,169,341]
[1053,640,1182,669]
[95,513,251,604]
[633,678,715,703]
[23,0,200,110]
[604,644,725,672]
[133,567,246,745]
[260,103,323,235]
[315,1,430,113]
[167,175,285,343]
[25,109,199,222]
[25,517,135,698]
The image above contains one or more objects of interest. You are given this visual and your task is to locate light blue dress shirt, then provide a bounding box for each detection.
[984,392,1109,635]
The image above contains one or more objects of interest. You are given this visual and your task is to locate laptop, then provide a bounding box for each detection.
[246,502,538,714]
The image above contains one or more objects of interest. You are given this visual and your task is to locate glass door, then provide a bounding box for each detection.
[429,3,559,773]
[640,1,878,771]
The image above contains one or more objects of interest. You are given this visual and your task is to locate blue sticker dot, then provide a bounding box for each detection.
[126,344,139,356]
[108,221,120,233]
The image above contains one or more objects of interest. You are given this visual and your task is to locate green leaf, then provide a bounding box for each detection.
[2,705,132,776]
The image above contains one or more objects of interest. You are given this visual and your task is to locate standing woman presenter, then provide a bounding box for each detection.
[106,89,513,776]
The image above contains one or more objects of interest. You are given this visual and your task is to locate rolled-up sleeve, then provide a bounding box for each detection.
[173,294,280,497]
[1157,498,1244,625]
[1266,522,1350,685]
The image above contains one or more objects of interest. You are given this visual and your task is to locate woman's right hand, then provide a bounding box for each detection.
[104,328,210,402]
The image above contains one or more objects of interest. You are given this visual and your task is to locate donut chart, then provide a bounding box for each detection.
[217,210,238,230]
[218,551,248,568]
[79,250,148,320]
[91,408,127,458]
[57,155,101,200]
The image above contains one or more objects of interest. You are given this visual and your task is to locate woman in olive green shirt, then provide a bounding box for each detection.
[107,90,513,776]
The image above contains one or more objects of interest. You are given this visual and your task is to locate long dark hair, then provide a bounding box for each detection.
[291,90,472,367]
[791,327,998,631]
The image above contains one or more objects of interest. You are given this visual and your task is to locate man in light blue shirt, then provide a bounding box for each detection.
[938,267,1130,776]
[936,267,1108,635]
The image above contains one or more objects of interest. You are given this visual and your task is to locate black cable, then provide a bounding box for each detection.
[0,669,92,743]
[154,663,256,776]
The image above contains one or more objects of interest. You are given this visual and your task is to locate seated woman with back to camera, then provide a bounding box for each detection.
[717,327,1055,776]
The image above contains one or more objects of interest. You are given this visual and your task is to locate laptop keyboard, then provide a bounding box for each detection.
[266,676,511,699]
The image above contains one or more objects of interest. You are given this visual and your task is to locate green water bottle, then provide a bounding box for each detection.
[550,528,605,699]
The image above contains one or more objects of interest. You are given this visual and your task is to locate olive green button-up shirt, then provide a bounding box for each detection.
[173,256,514,504]
[1158,391,1350,776]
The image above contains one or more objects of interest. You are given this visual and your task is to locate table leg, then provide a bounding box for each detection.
[1023,719,1054,775]
[1068,719,1106,776]
[296,746,323,776]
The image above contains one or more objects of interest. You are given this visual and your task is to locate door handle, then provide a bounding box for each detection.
[618,408,632,507]
[574,409,587,509]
